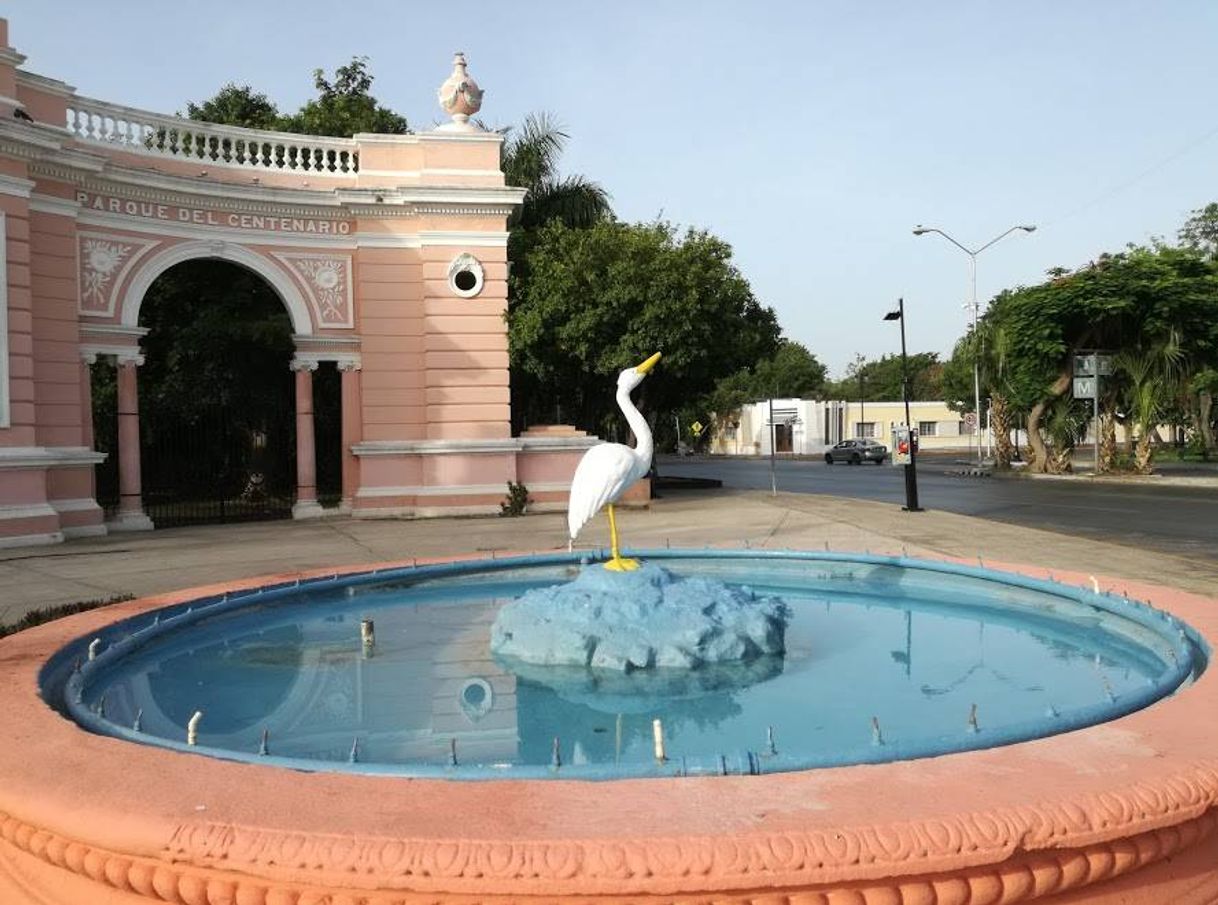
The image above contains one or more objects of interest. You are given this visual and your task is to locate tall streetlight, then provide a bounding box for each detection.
[913,224,1036,466]
[884,299,922,513]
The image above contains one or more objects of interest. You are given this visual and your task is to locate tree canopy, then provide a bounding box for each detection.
[946,229,1218,472]
[706,342,827,416]
[823,352,942,402]
[509,220,781,438]
[185,58,407,137]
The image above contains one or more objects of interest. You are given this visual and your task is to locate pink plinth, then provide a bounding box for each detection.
[0,556,1215,903]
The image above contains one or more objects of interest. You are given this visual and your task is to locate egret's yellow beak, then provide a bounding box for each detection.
[635,352,662,375]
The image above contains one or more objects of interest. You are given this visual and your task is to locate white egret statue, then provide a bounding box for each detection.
[567,352,662,571]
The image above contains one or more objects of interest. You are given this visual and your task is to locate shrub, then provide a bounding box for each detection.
[499,481,530,517]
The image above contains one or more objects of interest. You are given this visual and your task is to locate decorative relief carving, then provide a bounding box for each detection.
[274,253,354,329]
[0,804,1214,904]
[78,233,159,317]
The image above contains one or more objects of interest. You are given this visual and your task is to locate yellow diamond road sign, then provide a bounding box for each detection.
[690,420,704,436]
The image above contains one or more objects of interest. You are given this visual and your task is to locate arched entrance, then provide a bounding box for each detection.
[93,256,341,526]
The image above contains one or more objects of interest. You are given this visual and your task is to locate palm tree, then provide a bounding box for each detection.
[499,113,612,230]
[1116,331,1186,474]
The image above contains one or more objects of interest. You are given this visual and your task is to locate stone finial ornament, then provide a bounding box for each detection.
[437,52,484,130]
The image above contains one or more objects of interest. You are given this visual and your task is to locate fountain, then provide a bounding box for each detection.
[3,359,1218,901]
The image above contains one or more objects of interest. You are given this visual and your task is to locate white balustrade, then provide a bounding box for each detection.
[65,96,359,174]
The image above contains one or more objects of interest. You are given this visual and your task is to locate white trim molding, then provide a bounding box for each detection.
[0,211,8,428]
[291,350,362,371]
[28,193,80,218]
[424,231,509,248]
[0,447,107,469]
[0,173,35,199]
[119,240,315,336]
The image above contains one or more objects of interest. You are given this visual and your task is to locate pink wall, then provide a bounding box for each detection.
[0,13,599,545]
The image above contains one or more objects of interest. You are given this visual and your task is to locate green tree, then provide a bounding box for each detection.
[824,353,942,401]
[500,113,612,231]
[705,341,827,429]
[184,85,281,130]
[510,220,780,440]
[280,58,408,136]
[1180,202,1218,259]
[1116,332,1187,473]
[187,58,406,138]
[964,243,1218,473]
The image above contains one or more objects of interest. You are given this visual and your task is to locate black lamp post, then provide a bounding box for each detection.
[884,298,923,512]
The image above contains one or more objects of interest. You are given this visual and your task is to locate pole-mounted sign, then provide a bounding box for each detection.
[1072,352,1114,472]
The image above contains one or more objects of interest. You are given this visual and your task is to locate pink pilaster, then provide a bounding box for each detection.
[110,356,153,531]
[339,362,362,508]
[291,361,323,518]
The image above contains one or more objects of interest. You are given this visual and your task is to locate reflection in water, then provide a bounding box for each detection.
[78,564,1181,771]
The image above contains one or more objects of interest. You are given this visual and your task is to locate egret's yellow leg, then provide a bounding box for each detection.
[603,503,639,571]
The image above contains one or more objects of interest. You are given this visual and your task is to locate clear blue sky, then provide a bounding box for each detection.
[10,1,1217,376]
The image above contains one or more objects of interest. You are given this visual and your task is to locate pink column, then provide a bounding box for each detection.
[339,360,362,509]
[110,355,153,531]
[291,360,324,518]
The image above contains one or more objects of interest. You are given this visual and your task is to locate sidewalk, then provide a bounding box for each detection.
[4,490,1216,626]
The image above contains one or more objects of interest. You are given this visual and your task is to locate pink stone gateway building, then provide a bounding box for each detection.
[0,18,598,548]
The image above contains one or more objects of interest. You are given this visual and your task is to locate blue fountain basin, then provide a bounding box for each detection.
[41,550,1205,780]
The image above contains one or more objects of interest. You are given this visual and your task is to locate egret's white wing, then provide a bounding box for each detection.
[567,442,639,540]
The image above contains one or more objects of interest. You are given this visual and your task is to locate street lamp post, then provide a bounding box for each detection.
[913,224,1036,466]
[884,298,923,513]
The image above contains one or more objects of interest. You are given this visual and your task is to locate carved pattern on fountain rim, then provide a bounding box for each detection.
[0,765,1215,902]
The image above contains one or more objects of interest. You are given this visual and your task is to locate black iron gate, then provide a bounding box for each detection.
[139,404,296,528]
[91,362,341,529]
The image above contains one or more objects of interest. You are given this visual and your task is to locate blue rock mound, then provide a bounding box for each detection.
[490,562,789,672]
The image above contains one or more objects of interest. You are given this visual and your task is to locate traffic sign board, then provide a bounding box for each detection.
[690,420,704,437]
[963,412,977,432]
[1073,377,1097,399]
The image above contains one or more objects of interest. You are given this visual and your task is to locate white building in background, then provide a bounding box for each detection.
[709,399,978,456]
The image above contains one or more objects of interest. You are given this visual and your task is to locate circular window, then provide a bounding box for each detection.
[447,253,485,299]
[453,269,478,293]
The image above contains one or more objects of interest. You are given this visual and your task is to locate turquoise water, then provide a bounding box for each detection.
[46,553,1200,778]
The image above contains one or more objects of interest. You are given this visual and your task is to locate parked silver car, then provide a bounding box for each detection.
[824,439,887,465]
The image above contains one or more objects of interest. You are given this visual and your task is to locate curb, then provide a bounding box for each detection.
[999,470,1218,489]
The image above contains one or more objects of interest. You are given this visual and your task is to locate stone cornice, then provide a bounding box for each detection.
[28,193,80,217]
[0,173,35,198]
[66,171,522,221]
[0,118,71,157]
[80,323,148,339]
[0,446,106,469]
[15,68,77,97]
[82,168,350,217]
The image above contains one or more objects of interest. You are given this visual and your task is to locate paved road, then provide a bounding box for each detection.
[657,454,1218,560]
